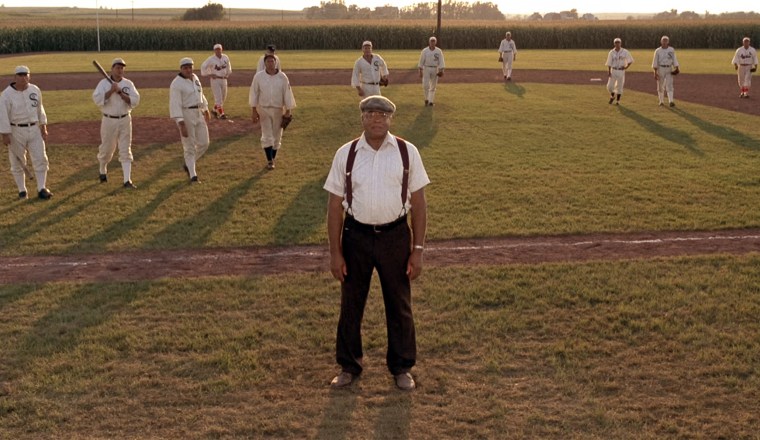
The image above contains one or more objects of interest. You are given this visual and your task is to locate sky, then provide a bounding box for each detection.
[2,0,757,16]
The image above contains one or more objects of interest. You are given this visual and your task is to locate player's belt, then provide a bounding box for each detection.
[363,81,379,85]
[659,65,672,67]
[424,65,438,67]
[11,122,36,127]
[503,50,513,52]
[103,113,129,119]
[740,64,752,66]
[186,105,200,109]
[345,215,407,233]
[612,67,625,70]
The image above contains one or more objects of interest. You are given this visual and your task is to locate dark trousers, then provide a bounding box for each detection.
[336,216,416,376]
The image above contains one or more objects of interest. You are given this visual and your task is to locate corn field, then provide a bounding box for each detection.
[0,20,758,53]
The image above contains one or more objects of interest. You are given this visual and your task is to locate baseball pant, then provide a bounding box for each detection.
[361,83,381,97]
[501,52,514,77]
[8,125,49,192]
[210,78,228,111]
[738,65,753,94]
[257,106,284,151]
[178,108,209,178]
[607,69,626,95]
[656,67,675,103]
[336,216,416,376]
[422,66,440,103]
[97,115,133,182]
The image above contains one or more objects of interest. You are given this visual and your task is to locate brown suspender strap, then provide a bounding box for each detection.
[345,137,410,216]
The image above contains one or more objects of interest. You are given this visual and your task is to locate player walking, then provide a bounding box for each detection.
[652,36,680,107]
[93,58,140,188]
[605,38,634,105]
[170,57,211,183]
[498,31,517,81]
[256,44,280,74]
[732,37,758,98]
[418,36,445,106]
[201,44,231,119]
[351,41,389,97]
[0,66,52,200]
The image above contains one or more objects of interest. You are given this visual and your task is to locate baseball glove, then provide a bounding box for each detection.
[379,77,389,87]
[498,56,503,62]
[436,71,444,77]
[671,67,680,75]
[280,114,293,130]
[752,67,758,73]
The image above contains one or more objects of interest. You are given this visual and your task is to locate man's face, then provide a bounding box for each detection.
[214,47,223,57]
[661,39,669,48]
[361,110,392,138]
[744,40,751,48]
[14,72,29,88]
[429,39,437,49]
[111,64,125,80]
[362,44,372,56]
[614,41,621,50]
[180,64,194,77]
[265,57,276,69]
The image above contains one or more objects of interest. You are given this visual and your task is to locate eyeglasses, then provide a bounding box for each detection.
[363,111,391,120]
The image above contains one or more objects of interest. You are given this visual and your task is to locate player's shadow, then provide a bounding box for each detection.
[373,392,412,439]
[273,176,329,245]
[316,388,358,439]
[504,82,526,98]
[398,109,437,149]
[617,106,703,156]
[671,108,760,151]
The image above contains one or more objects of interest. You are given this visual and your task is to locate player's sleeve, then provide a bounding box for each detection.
[249,75,259,108]
[226,55,232,76]
[128,80,140,109]
[92,79,107,108]
[438,50,445,70]
[417,51,425,68]
[36,87,48,126]
[169,80,184,121]
[380,56,389,77]
[351,59,361,87]
[283,74,296,110]
[0,92,11,133]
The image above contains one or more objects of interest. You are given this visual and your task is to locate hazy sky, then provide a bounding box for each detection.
[2,0,756,16]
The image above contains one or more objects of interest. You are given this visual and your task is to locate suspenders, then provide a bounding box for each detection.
[345,136,410,217]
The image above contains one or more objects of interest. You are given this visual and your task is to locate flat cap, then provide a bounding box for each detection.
[360,95,396,113]
[213,43,223,50]
[112,58,126,67]
[179,57,194,67]
[14,65,30,75]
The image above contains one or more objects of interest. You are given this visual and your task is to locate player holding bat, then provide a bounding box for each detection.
[92,58,140,188]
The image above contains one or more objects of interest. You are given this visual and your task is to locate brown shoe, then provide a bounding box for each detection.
[330,371,355,388]
[394,372,415,391]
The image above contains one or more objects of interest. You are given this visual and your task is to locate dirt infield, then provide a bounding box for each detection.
[2,69,757,284]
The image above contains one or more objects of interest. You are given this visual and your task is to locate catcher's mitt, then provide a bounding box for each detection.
[671,67,680,75]
[280,114,293,130]
[379,77,389,87]
[752,67,758,73]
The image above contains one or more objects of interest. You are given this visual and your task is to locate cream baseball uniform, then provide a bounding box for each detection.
[93,76,140,182]
[652,45,679,105]
[605,47,634,96]
[731,44,758,97]
[256,55,281,73]
[498,37,517,79]
[249,69,296,151]
[0,81,49,194]
[201,52,231,114]
[351,54,389,97]
[418,46,445,104]
[170,72,209,179]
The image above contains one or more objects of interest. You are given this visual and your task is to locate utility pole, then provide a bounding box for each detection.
[95,0,101,52]
[436,0,442,39]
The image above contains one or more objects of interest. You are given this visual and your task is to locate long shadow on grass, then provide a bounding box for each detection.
[0,284,40,312]
[273,176,329,245]
[374,393,411,439]
[617,106,703,156]
[671,108,760,151]
[316,391,358,439]
[397,108,437,149]
[504,82,526,98]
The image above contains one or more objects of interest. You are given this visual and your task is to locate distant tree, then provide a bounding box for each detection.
[471,2,504,20]
[559,9,578,19]
[679,10,701,19]
[527,12,542,20]
[401,3,434,19]
[653,9,679,20]
[321,1,348,19]
[543,12,561,20]
[182,2,224,20]
[373,6,400,19]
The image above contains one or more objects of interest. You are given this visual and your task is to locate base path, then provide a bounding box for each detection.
[1,229,758,284]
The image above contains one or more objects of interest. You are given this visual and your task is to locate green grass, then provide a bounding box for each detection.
[1,256,758,438]
[3,49,739,74]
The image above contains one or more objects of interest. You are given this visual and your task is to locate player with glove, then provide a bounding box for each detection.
[652,35,680,107]
[732,37,759,98]
[351,41,389,97]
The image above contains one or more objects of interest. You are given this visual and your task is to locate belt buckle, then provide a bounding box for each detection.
[373,224,382,233]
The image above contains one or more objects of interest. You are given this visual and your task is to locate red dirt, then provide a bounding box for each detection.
[1,69,757,284]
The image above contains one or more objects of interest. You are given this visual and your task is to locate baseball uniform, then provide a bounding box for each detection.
[170,61,209,181]
[351,53,389,97]
[249,67,296,169]
[498,35,517,80]
[201,48,231,118]
[652,42,679,106]
[605,43,634,104]
[732,42,758,98]
[418,43,445,105]
[256,54,281,73]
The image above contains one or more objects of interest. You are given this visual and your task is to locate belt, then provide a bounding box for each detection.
[345,215,407,233]
[11,122,36,127]
[503,50,513,52]
[740,64,752,66]
[363,82,379,85]
[186,105,200,109]
[659,65,672,67]
[424,65,438,67]
[612,67,625,70]
[103,113,129,119]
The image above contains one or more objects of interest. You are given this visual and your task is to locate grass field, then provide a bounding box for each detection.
[1,52,760,438]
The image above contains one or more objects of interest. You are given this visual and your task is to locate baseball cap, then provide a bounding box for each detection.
[613,38,621,44]
[213,43,223,50]
[362,40,372,47]
[266,44,276,52]
[360,95,396,114]
[179,57,194,67]
[112,58,126,67]
[14,65,30,75]
[429,36,437,42]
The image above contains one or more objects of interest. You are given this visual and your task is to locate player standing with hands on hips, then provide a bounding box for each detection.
[418,36,445,106]
[652,36,680,107]
[250,54,296,170]
[351,41,389,97]
[498,31,517,81]
[324,95,430,391]
[0,66,52,200]
[732,37,758,98]
[170,57,210,183]
[93,58,140,188]
[201,44,231,119]
[605,38,634,105]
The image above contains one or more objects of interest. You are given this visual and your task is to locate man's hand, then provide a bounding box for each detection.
[330,252,347,282]
[654,71,659,80]
[406,249,423,280]
[178,121,188,138]
[437,71,444,77]
[2,133,10,146]
[40,126,48,141]
[203,110,211,122]
[418,69,423,78]
[356,87,365,97]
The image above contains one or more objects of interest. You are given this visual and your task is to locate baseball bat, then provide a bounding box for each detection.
[92,60,113,84]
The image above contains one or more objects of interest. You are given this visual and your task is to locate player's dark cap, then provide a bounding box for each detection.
[360,95,396,114]
[266,44,276,52]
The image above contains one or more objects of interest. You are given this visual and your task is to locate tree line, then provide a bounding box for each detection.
[304,0,505,20]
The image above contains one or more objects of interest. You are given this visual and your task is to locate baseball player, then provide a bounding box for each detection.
[652,36,680,107]
[250,54,296,170]
[256,44,281,74]
[0,66,52,200]
[732,37,758,98]
[498,31,517,81]
[418,36,445,106]
[201,43,232,119]
[605,38,634,105]
[170,57,210,183]
[351,41,389,97]
[92,58,140,188]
